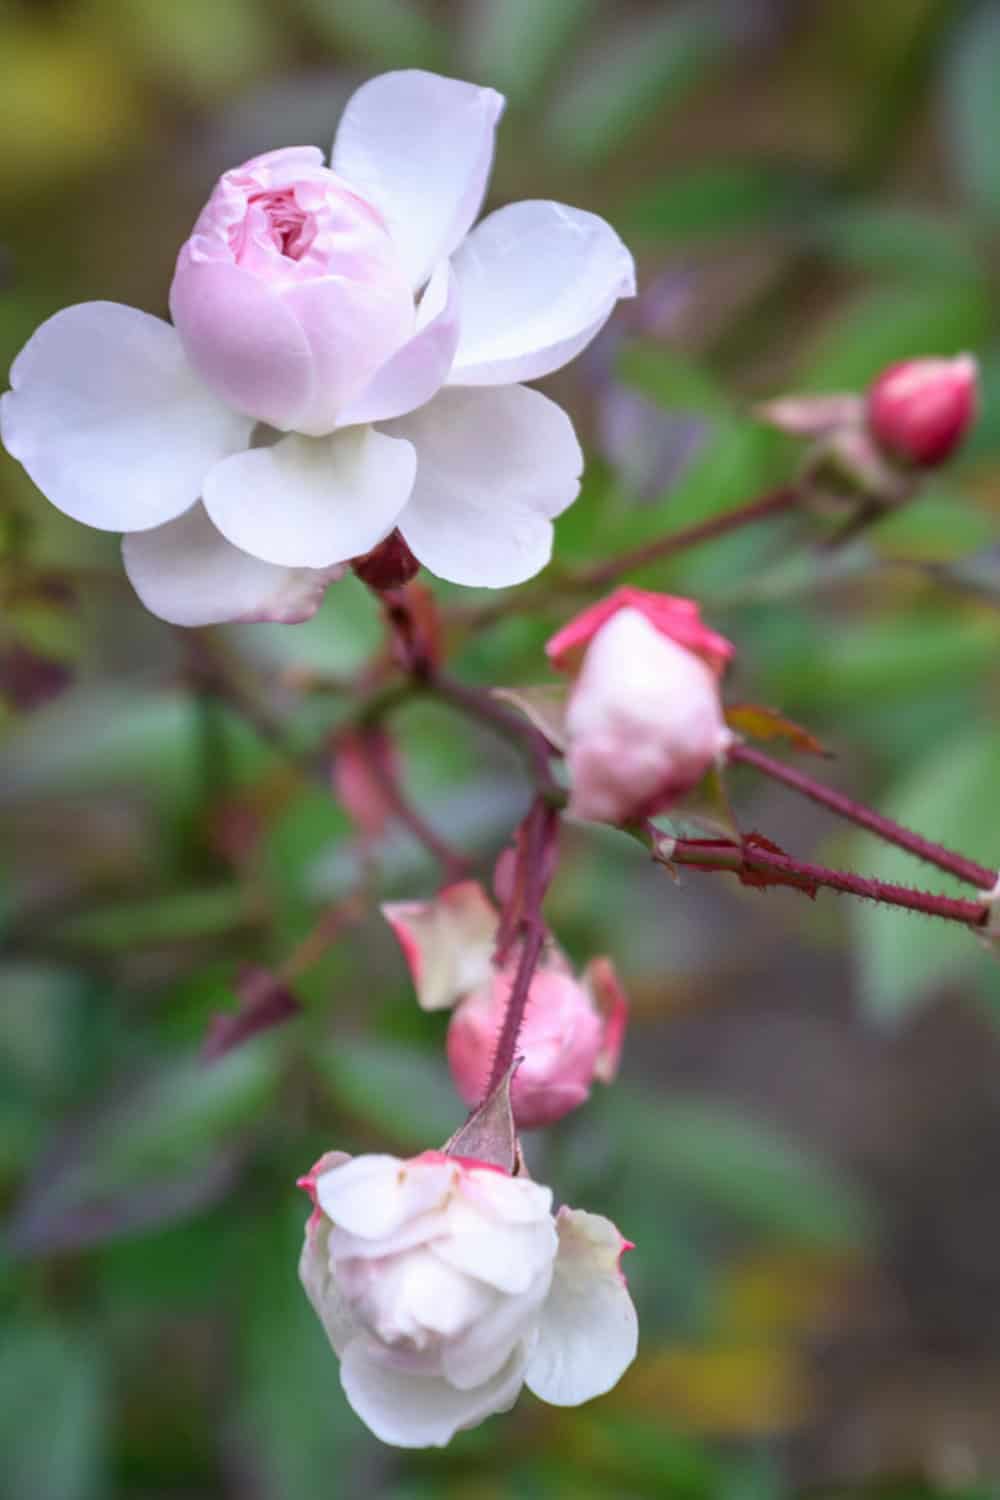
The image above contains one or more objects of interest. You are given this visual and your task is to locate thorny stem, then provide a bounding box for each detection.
[653,833,992,929]
[568,485,801,591]
[485,796,560,1097]
[729,743,998,892]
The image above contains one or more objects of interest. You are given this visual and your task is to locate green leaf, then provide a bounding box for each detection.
[0,1325,108,1500]
[238,1202,363,1499]
[546,7,724,165]
[871,485,997,562]
[851,727,1000,1024]
[12,1043,281,1250]
[292,0,445,68]
[945,2,1000,223]
[317,1037,462,1149]
[619,343,732,414]
[611,1089,874,1249]
[109,0,282,99]
[462,0,598,105]
[803,282,989,391]
[52,883,255,951]
[808,202,983,282]
[625,162,830,241]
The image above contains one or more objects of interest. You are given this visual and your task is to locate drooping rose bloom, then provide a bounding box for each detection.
[548,588,734,826]
[381,882,628,1126]
[298,1149,637,1448]
[2,71,634,626]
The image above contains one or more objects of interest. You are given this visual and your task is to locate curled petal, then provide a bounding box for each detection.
[547,587,734,677]
[340,1337,526,1449]
[202,426,416,569]
[332,70,504,290]
[313,1153,455,1241]
[381,880,499,1012]
[433,1216,558,1296]
[389,386,582,588]
[298,1212,358,1357]
[447,200,635,387]
[122,504,343,626]
[1,303,252,533]
[337,262,461,426]
[169,260,316,433]
[583,957,629,1084]
[525,1207,637,1407]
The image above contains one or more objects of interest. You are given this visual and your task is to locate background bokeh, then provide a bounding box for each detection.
[4,0,1000,1495]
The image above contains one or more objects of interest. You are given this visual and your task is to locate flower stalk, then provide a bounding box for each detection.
[485,796,561,1098]
[652,832,991,928]
[729,742,997,891]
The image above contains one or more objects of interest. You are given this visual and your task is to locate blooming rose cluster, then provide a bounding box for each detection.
[1,70,634,626]
[382,880,628,1127]
[2,64,651,1453]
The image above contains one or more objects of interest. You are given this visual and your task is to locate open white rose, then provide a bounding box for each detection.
[298,1149,637,1448]
[1,70,634,626]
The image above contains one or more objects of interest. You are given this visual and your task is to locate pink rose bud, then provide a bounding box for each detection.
[170,147,416,436]
[547,585,733,678]
[447,957,628,1128]
[548,592,734,826]
[298,1149,637,1447]
[866,354,978,468]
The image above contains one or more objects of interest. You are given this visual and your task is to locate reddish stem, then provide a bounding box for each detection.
[729,743,997,891]
[485,797,560,1097]
[359,727,471,883]
[572,485,800,591]
[429,669,564,803]
[456,486,801,630]
[659,835,990,927]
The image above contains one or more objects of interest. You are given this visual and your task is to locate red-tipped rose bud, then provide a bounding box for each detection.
[867,355,978,468]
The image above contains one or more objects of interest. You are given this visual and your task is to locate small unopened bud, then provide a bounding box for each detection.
[867,355,978,469]
[351,529,420,591]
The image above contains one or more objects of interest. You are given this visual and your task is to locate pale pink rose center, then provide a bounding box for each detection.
[189,165,401,291]
[242,189,316,263]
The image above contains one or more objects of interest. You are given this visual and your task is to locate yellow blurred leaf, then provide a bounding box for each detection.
[713,1246,859,1339]
[0,20,143,188]
[614,1342,815,1436]
[726,702,830,756]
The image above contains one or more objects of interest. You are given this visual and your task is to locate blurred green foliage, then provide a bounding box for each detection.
[4,1,1000,1496]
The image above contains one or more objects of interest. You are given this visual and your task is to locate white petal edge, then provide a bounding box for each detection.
[442,1265,552,1391]
[315,1155,453,1240]
[122,504,342,626]
[202,426,416,569]
[447,201,635,386]
[336,262,461,427]
[1,303,253,532]
[331,70,504,290]
[388,386,582,588]
[340,1337,526,1448]
[525,1207,638,1407]
[432,1217,558,1295]
[299,1215,359,1357]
